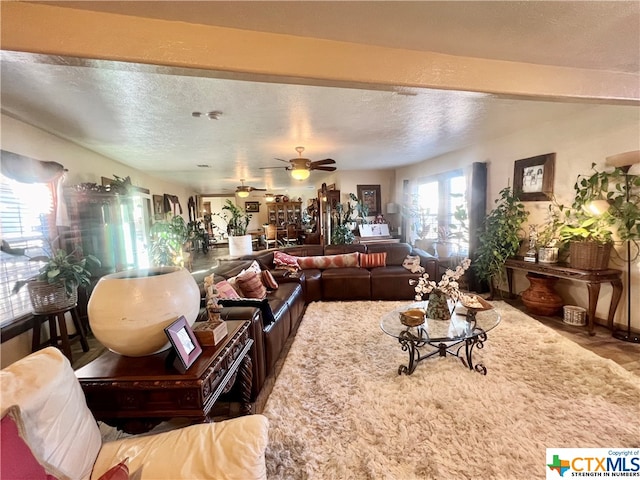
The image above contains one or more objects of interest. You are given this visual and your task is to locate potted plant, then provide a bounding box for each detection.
[13,247,100,314]
[219,199,253,256]
[331,200,356,244]
[557,163,639,269]
[149,215,190,266]
[535,202,565,263]
[474,186,529,297]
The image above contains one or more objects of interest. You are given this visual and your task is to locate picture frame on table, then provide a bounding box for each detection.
[513,153,556,201]
[164,316,202,373]
[245,201,260,213]
[357,184,382,216]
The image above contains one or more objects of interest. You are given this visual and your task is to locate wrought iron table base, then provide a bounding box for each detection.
[397,327,489,375]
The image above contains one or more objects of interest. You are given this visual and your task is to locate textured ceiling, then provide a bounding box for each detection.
[2,1,639,194]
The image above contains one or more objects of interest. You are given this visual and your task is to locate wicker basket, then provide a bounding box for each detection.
[563,305,586,326]
[569,241,612,270]
[27,280,77,314]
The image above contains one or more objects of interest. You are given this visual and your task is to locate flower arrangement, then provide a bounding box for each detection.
[412,258,471,302]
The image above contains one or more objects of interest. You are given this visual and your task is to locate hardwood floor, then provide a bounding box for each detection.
[73,247,639,377]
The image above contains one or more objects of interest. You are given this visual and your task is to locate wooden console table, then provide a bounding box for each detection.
[505,258,623,336]
[75,320,253,434]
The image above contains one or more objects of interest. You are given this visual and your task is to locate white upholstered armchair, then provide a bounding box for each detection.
[0,347,269,480]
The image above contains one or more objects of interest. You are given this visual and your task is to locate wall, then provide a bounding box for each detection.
[1,114,197,367]
[395,104,640,330]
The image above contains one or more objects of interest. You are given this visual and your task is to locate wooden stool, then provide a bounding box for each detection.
[32,305,90,362]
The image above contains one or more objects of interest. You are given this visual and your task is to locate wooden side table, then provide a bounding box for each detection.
[32,305,89,362]
[505,258,623,336]
[75,320,253,434]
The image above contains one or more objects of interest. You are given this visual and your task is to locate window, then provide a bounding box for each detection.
[417,170,468,256]
[0,174,54,326]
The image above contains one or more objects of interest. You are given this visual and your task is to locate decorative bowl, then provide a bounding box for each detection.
[460,294,493,311]
[400,308,425,327]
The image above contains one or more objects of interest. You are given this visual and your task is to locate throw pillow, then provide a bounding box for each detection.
[97,459,129,480]
[236,271,267,299]
[402,255,425,273]
[1,407,60,480]
[261,270,279,291]
[215,280,241,299]
[246,260,262,274]
[359,252,387,268]
[273,251,300,271]
[296,252,360,269]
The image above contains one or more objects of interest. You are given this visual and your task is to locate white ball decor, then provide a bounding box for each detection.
[88,266,201,357]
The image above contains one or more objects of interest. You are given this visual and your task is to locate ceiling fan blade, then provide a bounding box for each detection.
[274,158,291,164]
[312,166,337,172]
[259,166,288,170]
[249,187,267,191]
[310,158,336,167]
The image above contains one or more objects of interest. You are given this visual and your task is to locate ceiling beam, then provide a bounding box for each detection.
[2,2,638,105]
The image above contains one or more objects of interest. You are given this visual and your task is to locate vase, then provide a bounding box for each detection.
[521,273,563,316]
[425,291,451,320]
[88,266,200,357]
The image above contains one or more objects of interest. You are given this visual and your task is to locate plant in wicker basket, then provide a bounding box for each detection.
[13,248,100,313]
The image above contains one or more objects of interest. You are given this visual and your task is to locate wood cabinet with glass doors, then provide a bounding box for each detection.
[266,201,302,228]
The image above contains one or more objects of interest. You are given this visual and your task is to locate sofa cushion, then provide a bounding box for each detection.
[96,459,129,480]
[0,348,102,480]
[93,416,269,480]
[367,242,412,265]
[359,252,387,268]
[236,271,267,299]
[215,279,241,299]
[218,297,276,326]
[0,407,59,480]
[297,252,359,269]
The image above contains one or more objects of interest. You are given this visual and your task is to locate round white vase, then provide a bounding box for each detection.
[228,234,253,257]
[88,266,200,357]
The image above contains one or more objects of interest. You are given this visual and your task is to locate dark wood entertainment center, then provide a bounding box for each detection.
[75,320,253,434]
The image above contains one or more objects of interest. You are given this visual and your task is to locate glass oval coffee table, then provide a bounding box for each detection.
[380,300,501,376]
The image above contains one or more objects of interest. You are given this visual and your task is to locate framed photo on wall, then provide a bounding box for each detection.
[164,316,202,373]
[357,184,382,216]
[513,153,556,201]
[245,201,260,213]
[152,195,165,219]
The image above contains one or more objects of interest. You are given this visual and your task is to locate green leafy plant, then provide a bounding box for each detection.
[331,201,356,244]
[218,199,252,236]
[559,163,640,245]
[474,186,528,294]
[349,193,370,224]
[13,247,100,297]
[149,215,189,266]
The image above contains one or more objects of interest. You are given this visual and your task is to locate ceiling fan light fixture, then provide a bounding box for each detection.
[265,194,274,202]
[236,189,250,198]
[291,168,310,180]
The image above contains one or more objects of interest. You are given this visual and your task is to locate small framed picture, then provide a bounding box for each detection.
[513,153,556,201]
[245,201,260,213]
[164,316,202,373]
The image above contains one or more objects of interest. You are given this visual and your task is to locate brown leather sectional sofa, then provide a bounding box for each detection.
[192,242,437,409]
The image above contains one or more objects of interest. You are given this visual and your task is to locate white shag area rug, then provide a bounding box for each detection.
[263,301,640,480]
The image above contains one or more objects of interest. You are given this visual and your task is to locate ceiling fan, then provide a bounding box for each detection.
[235,179,266,198]
[261,146,337,180]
